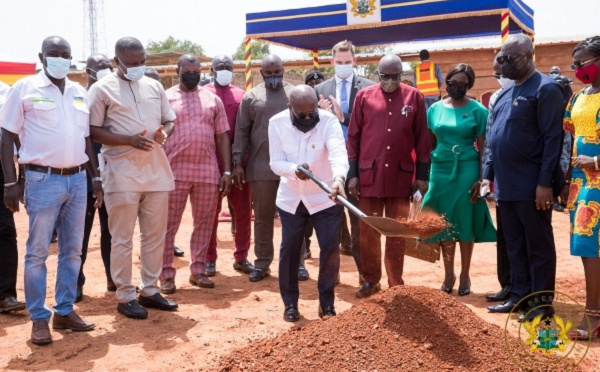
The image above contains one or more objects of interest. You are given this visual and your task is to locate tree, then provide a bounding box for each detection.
[233,39,270,60]
[146,36,205,55]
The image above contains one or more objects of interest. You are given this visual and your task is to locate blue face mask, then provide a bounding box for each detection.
[45,57,71,79]
[549,73,559,79]
[119,60,145,81]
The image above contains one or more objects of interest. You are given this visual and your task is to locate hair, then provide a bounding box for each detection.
[572,36,600,57]
[419,49,430,61]
[115,37,144,55]
[332,40,355,57]
[446,63,476,89]
[41,36,70,55]
[177,53,200,69]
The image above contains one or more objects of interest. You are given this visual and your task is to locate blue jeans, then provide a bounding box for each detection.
[23,170,87,321]
[277,202,342,307]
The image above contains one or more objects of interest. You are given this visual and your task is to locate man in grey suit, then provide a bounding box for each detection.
[314,40,374,282]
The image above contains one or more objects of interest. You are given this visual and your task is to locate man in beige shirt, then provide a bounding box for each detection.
[89,37,178,319]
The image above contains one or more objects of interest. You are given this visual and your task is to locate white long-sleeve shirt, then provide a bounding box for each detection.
[269,108,349,215]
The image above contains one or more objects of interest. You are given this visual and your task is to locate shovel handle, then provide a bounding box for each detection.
[296,165,366,218]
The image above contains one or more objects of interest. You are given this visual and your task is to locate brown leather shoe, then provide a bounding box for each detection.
[160,278,176,294]
[189,274,215,288]
[31,320,52,345]
[52,311,95,332]
[356,281,381,299]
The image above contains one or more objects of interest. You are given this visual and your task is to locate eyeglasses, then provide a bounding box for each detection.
[492,73,502,79]
[496,52,528,64]
[571,57,600,70]
[378,73,402,80]
[446,80,469,90]
[292,109,317,120]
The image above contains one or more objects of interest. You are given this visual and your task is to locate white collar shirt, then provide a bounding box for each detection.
[335,73,354,101]
[268,108,349,215]
[0,81,10,109]
[0,71,90,168]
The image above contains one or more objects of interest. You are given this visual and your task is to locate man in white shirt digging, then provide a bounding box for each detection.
[268,85,349,322]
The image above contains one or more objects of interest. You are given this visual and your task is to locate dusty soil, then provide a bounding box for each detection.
[1,204,599,372]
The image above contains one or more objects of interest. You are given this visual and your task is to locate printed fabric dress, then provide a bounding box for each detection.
[422,100,496,243]
[564,89,600,257]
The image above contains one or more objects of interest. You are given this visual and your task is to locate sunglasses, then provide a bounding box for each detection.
[496,52,528,64]
[571,56,600,70]
[292,108,317,120]
[378,73,402,80]
[446,80,469,89]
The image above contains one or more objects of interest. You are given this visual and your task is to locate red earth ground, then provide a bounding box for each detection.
[0,203,598,371]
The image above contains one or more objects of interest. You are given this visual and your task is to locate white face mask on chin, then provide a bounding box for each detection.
[497,76,512,88]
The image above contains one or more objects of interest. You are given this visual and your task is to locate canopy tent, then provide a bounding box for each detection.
[0,54,36,85]
[244,0,534,89]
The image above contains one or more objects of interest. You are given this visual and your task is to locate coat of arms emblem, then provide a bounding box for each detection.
[350,0,376,18]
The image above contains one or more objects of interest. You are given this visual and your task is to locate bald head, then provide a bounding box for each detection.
[212,55,233,69]
[290,85,318,107]
[86,53,110,69]
[261,54,282,69]
[378,54,403,75]
[41,36,70,56]
[261,54,284,90]
[115,37,144,57]
[549,66,561,75]
[502,34,534,54]
[177,53,200,69]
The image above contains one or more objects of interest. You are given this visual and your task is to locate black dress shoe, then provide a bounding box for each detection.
[488,300,520,313]
[75,285,83,303]
[205,261,216,277]
[486,286,511,302]
[249,268,271,282]
[356,281,381,298]
[233,259,255,274]
[138,293,178,311]
[173,245,185,257]
[318,305,336,319]
[117,299,148,319]
[518,306,555,323]
[458,279,471,296]
[284,304,299,322]
[553,201,564,212]
[298,265,309,281]
[0,297,26,313]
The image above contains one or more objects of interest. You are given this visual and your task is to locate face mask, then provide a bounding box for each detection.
[380,78,400,93]
[290,109,320,133]
[334,64,353,80]
[90,68,111,81]
[181,72,200,90]
[215,70,233,86]
[501,59,528,80]
[119,60,145,81]
[446,85,468,100]
[264,75,283,90]
[497,76,512,88]
[549,73,559,79]
[45,57,71,79]
[575,62,600,84]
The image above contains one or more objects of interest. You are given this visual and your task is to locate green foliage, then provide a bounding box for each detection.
[233,39,270,60]
[147,36,204,55]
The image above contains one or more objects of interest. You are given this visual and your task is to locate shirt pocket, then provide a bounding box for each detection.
[141,96,162,126]
[281,141,299,163]
[72,102,90,130]
[31,99,58,127]
[359,159,375,187]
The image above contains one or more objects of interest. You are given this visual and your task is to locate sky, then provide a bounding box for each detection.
[1,0,598,64]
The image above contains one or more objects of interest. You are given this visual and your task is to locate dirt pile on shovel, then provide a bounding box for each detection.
[217,286,581,372]
[398,210,447,238]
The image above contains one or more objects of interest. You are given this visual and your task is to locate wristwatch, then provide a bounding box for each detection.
[223,171,232,176]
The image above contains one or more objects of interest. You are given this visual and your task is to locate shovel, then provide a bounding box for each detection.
[297,165,420,238]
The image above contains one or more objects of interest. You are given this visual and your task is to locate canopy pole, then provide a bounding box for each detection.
[529,33,536,62]
[245,37,252,91]
[312,49,319,71]
[500,11,509,44]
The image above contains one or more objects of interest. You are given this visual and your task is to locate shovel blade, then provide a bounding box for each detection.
[360,216,420,238]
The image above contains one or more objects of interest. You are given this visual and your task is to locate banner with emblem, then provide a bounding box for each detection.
[346,0,381,26]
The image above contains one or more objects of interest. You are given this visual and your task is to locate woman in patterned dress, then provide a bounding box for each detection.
[562,36,600,340]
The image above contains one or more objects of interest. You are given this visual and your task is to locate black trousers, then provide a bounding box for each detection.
[495,205,511,287]
[499,200,556,304]
[278,202,342,307]
[340,183,361,274]
[0,179,18,300]
[78,192,112,286]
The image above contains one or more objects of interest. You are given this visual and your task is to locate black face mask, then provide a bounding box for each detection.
[446,85,467,100]
[181,72,200,90]
[264,75,283,90]
[501,60,527,80]
[291,110,320,133]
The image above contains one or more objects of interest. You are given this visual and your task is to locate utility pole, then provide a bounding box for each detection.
[83,0,107,58]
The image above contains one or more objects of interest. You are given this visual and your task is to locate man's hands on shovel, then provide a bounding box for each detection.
[296,164,346,204]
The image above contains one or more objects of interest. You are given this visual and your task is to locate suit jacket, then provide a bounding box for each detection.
[314,75,375,127]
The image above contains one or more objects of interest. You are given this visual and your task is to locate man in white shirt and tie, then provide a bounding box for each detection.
[269,85,348,322]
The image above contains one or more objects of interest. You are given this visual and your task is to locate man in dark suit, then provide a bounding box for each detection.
[314,40,374,282]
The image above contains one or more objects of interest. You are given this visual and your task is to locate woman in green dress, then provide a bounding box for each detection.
[422,63,496,296]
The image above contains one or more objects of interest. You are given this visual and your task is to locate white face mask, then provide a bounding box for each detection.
[497,76,512,88]
[334,63,353,79]
[118,60,145,81]
[96,68,112,80]
[45,57,71,79]
[215,70,233,86]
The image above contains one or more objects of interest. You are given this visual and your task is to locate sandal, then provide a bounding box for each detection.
[569,308,600,340]
[440,275,456,294]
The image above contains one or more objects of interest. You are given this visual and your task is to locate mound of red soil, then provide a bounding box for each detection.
[217,286,581,372]
[399,211,447,238]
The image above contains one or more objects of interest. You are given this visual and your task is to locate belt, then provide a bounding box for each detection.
[25,164,85,176]
[437,144,477,181]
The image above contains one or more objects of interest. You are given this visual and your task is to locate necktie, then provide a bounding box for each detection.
[340,79,349,114]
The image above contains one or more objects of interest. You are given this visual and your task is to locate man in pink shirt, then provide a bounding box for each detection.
[160,54,231,293]
[204,55,254,276]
